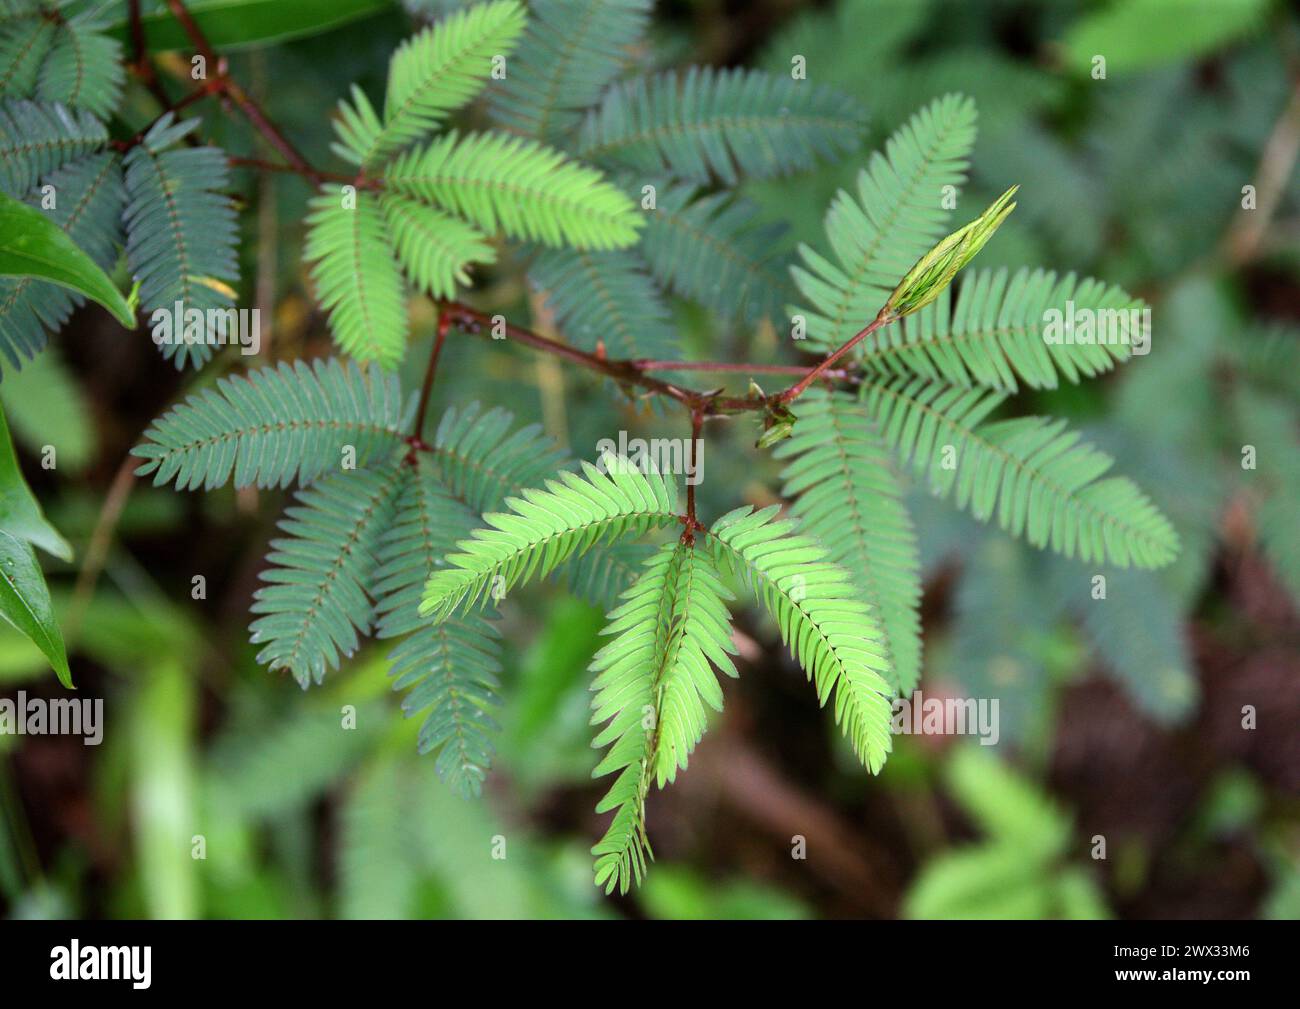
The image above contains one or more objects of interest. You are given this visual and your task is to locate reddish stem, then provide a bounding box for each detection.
[776,309,894,404]
[634,359,846,377]
[165,0,324,185]
[682,405,705,544]
[407,311,451,460]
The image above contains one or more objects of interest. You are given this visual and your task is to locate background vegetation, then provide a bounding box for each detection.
[1,0,1297,919]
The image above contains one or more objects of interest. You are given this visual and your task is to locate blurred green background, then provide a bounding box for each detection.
[1,0,1298,919]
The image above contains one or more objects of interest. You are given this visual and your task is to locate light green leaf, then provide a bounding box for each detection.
[0,189,134,328]
[1059,0,1268,75]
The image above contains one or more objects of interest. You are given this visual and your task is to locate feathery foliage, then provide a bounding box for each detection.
[589,540,737,893]
[529,246,679,358]
[36,16,123,119]
[372,462,503,797]
[708,506,895,772]
[0,14,58,98]
[312,0,642,365]
[563,540,656,611]
[381,192,495,299]
[858,267,1145,391]
[123,114,239,369]
[365,0,525,166]
[863,376,1180,568]
[250,463,404,687]
[420,453,680,622]
[305,188,409,367]
[425,400,567,512]
[131,358,407,490]
[74,0,1197,905]
[489,0,652,142]
[134,362,575,795]
[774,389,923,693]
[387,130,642,249]
[792,93,977,352]
[578,66,865,184]
[640,182,789,324]
[1058,563,1196,723]
[0,97,105,197]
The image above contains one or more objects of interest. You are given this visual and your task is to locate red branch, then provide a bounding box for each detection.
[164,0,324,185]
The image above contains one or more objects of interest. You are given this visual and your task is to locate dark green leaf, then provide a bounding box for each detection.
[0,189,134,328]
[108,0,393,52]
[0,530,70,688]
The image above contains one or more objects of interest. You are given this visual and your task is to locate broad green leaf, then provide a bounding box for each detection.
[0,530,70,688]
[0,190,134,328]
[129,658,197,917]
[0,406,71,561]
[108,0,393,52]
[1059,0,1267,75]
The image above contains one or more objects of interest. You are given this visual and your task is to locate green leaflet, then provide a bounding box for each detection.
[0,97,106,198]
[1050,559,1197,724]
[36,17,124,120]
[372,457,503,798]
[250,462,405,687]
[131,358,407,491]
[1231,385,1300,609]
[863,376,1180,569]
[305,188,409,368]
[381,192,495,300]
[774,389,923,693]
[639,182,790,325]
[425,401,567,511]
[590,540,737,894]
[489,0,653,143]
[529,246,679,359]
[791,93,977,352]
[708,505,894,772]
[0,15,58,98]
[420,452,680,622]
[363,0,527,166]
[563,540,657,611]
[858,267,1146,391]
[386,130,643,250]
[122,114,239,369]
[577,66,865,184]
